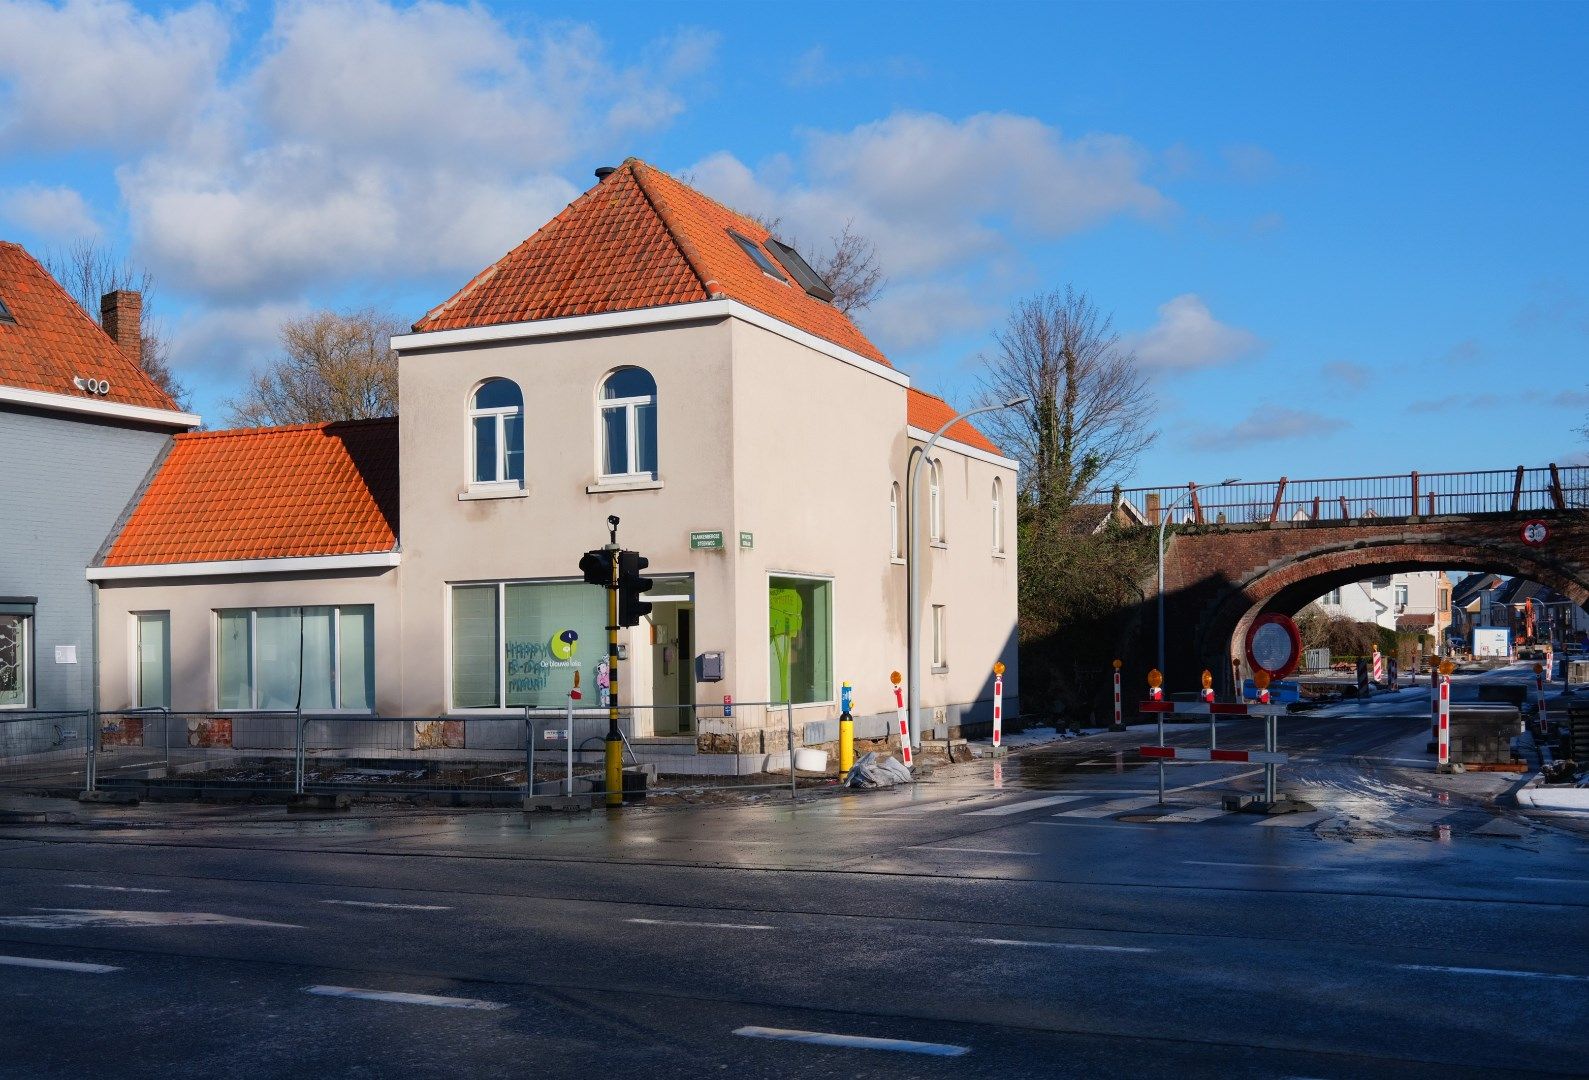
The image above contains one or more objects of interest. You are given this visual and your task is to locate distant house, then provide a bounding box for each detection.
[1313,570,1452,646]
[0,242,197,713]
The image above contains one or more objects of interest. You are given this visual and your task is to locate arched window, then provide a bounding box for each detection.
[889,482,901,558]
[992,477,1004,553]
[471,379,523,485]
[599,367,658,478]
[928,459,944,542]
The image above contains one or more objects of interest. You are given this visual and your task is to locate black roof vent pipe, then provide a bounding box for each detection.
[594,166,617,180]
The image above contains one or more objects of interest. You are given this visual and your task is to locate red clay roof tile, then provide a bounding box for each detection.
[414,159,889,365]
[104,418,399,565]
[0,241,180,413]
[907,388,1003,456]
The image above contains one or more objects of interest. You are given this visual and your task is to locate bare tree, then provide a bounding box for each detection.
[224,309,402,427]
[41,240,191,409]
[752,216,884,315]
[976,287,1156,518]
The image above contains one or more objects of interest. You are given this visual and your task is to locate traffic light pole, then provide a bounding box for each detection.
[605,540,623,808]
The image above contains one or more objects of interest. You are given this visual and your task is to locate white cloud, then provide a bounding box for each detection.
[0,0,228,150]
[167,299,309,379]
[107,1,712,300]
[1189,406,1347,449]
[862,278,1002,351]
[0,183,99,239]
[1125,293,1262,371]
[1322,361,1371,390]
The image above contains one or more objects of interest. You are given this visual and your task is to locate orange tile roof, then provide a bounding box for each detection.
[0,241,180,413]
[104,419,399,565]
[415,159,890,365]
[907,388,1003,456]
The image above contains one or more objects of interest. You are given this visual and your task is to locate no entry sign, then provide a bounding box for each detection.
[1245,613,1302,679]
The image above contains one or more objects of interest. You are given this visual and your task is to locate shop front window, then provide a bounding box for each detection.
[769,575,833,705]
[451,581,607,709]
[215,606,373,711]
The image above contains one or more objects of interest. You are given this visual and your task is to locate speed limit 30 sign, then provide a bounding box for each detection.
[1520,519,1549,547]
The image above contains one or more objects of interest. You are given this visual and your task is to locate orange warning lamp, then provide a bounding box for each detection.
[1253,670,1271,690]
[1112,659,1123,670]
[993,661,1006,676]
[1201,670,1213,689]
[1439,660,1454,677]
[1147,669,1163,689]
[889,670,902,685]
[1534,663,1544,675]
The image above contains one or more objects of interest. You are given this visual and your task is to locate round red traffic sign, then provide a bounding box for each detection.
[1520,519,1549,547]
[1245,613,1302,679]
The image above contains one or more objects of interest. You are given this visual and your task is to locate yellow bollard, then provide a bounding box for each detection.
[839,713,854,774]
[604,733,623,807]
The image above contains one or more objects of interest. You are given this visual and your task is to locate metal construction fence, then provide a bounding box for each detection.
[1102,464,1589,527]
[0,701,810,801]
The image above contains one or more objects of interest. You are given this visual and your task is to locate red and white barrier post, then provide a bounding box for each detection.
[1372,647,1383,687]
[1253,671,1277,803]
[1436,661,1452,769]
[890,670,912,768]
[1200,669,1216,750]
[1534,663,1548,731]
[1111,659,1124,731]
[992,661,1005,749]
[1148,669,1165,804]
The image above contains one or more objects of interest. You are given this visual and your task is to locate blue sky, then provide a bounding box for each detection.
[1,0,1585,488]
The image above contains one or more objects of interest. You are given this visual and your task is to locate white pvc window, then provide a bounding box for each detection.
[134,612,170,709]
[215,606,373,712]
[931,604,948,669]
[599,367,658,479]
[992,477,1004,553]
[0,611,28,708]
[889,482,901,559]
[450,581,607,709]
[470,379,524,485]
[928,459,944,542]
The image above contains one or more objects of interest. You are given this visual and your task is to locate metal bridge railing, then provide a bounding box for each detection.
[1104,464,1588,527]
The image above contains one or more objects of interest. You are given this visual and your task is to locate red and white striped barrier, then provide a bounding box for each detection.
[1372,649,1383,684]
[893,682,912,768]
[1436,674,1450,766]
[1113,670,1122,728]
[1139,700,1288,717]
[1139,746,1288,764]
[992,671,1004,748]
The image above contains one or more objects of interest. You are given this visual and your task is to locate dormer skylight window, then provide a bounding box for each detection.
[728,230,788,282]
[764,238,836,303]
[0,293,15,325]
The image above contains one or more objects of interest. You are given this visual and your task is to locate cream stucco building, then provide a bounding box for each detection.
[90,161,1019,759]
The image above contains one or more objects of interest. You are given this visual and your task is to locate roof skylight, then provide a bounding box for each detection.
[0,293,14,325]
[764,238,835,303]
[727,230,787,282]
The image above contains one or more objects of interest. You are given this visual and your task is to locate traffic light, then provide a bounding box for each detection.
[579,548,614,587]
[617,549,653,627]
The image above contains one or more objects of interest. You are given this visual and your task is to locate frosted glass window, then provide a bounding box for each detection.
[0,613,28,708]
[216,611,252,710]
[338,606,375,711]
[135,613,170,709]
[451,582,605,709]
[451,586,499,709]
[216,606,373,711]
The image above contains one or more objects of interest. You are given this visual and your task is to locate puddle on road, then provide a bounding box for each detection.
[0,908,302,930]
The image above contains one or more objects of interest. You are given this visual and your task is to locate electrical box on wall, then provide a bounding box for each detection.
[696,652,724,682]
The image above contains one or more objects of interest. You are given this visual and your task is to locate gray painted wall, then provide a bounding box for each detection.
[0,405,170,712]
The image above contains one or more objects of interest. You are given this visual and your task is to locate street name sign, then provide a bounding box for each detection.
[690,530,724,550]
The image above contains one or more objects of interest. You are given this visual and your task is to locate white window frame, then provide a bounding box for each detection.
[213,606,373,713]
[928,459,944,543]
[469,379,524,489]
[991,477,1004,554]
[597,368,658,481]
[131,611,170,710]
[889,482,901,560]
[931,604,948,671]
[766,570,836,708]
[0,611,30,710]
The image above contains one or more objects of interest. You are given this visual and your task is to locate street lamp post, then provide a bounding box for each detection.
[907,396,1029,750]
[1157,479,1240,683]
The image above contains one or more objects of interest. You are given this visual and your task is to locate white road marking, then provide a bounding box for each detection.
[0,954,120,974]
[1183,860,1308,871]
[319,900,452,911]
[1517,876,1589,886]
[1170,768,1265,792]
[734,1025,969,1057]
[966,794,1088,816]
[913,846,1041,856]
[305,985,506,1009]
[1055,796,1162,818]
[880,799,991,816]
[1151,806,1227,824]
[1397,964,1589,983]
[0,909,301,930]
[1255,811,1332,828]
[60,884,170,894]
[626,918,774,930]
[1038,820,1137,829]
[973,937,1153,954]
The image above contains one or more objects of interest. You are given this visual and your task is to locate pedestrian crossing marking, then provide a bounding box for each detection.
[1254,811,1332,828]
[1054,796,1163,818]
[1150,805,1228,824]
[965,794,1088,816]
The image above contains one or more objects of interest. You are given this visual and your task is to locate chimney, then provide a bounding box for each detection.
[594,166,616,180]
[100,290,142,365]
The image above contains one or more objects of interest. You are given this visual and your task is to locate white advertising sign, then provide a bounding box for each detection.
[1472,627,1510,658]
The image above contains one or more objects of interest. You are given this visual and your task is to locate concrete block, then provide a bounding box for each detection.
[522,795,591,811]
[77,789,138,805]
[288,793,350,812]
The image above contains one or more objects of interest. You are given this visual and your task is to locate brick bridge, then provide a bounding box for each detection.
[1109,465,1589,694]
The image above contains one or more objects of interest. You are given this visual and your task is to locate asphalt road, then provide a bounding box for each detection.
[0,666,1584,1078]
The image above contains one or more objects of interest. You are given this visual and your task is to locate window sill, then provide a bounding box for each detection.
[459,484,527,502]
[930,541,948,550]
[587,478,664,494]
[890,557,905,566]
[931,665,949,675]
[992,551,1007,560]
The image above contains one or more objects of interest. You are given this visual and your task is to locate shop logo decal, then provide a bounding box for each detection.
[549,630,579,661]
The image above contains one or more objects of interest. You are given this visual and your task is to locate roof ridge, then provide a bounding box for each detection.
[176,416,397,440]
[627,161,722,299]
